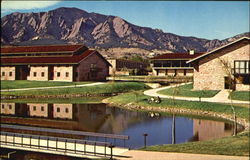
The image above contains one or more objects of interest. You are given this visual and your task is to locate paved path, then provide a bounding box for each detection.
[119,150,249,160]
[0,82,105,92]
[144,83,249,104]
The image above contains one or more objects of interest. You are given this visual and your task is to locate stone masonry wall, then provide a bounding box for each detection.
[193,44,250,90]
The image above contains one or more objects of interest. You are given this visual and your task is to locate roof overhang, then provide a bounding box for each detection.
[187,37,250,64]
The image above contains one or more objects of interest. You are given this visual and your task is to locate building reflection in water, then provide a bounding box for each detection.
[0,102,240,143]
[192,119,233,141]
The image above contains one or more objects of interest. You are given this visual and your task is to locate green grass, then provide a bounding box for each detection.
[107,92,249,120]
[158,83,219,98]
[1,80,91,89]
[141,132,249,156]
[1,82,149,97]
[230,91,250,101]
[1,97,106,104]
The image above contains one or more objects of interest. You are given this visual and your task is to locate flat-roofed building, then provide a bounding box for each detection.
[1,44,110,81]
[151,50,204,76]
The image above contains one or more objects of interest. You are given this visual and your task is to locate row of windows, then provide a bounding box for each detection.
[29,105,69,113]
[31,72,70,77]
[1,104,13,109]
[1,72,13,77]
[153,60,192,68]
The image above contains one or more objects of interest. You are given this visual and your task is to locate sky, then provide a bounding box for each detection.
[1,1,249,40]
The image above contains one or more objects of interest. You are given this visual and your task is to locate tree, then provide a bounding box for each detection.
[219,58,237,136]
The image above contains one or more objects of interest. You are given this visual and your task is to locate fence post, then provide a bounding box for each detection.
[13,133,15,146]
[30,136,32,148]
[74,140,76,153]
[65,139,67,152]
[38,136,40,148]
[21,135,23,146]
[94,142,96,155]
[56,138,58,151]
[109,145,115,160]
[84,141,86,154]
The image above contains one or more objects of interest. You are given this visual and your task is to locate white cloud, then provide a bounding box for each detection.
[2,1,60,10]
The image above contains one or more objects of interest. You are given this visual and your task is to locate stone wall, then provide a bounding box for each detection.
[236,84,249,91]
[0,67,15,80]
[193,44,250,90]
[27,66,49,81]
[53,66,73,82]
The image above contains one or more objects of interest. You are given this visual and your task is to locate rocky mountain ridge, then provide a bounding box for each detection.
[1,7,249,55]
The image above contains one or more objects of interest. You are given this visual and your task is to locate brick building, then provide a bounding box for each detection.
[1,44,110,81]
[151,50,204,76]
[108,59,148,76]
[187,37,250,91]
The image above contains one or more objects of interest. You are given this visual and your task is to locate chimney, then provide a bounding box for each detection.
[189,49,195,55]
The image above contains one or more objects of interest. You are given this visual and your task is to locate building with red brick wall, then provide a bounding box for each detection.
[187,37,250,91]
[150,51,204,76]
[0,44,111,81]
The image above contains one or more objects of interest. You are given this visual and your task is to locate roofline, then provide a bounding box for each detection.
[187,37,250,64]
[1,44,85,54]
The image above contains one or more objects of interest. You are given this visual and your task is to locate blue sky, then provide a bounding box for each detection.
[1,1,249,40]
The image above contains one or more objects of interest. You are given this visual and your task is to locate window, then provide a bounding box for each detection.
[2,104,4,109]
[2,72,5,76]
[65,72,69,77]
[57,107,60,112]
[9,72,12,76]
[57,72,60,77]
[234,60,250,74]
[33,106,36,111]
[65,108,69,113]
[41,72,45,77]
[33,72,37,77]
[9,105,12,109]
[41,106,44,111]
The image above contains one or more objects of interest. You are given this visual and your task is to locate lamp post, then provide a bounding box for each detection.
[143,133,148,148]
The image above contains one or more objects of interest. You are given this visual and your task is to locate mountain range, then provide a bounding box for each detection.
[1,7,249,57]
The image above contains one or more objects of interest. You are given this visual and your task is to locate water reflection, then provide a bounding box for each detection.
[0,102,239,149]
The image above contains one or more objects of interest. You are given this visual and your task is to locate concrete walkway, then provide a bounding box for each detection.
[144,83,249,104]
[0,82,105,92]
[119,150,249,160]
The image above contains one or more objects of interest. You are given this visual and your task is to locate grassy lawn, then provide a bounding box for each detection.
[106,92,249,156]
[230,91,250,101]
[1,97,106,104]
[141,132,249,156]
[158,83,219,98]
[1,82,148,97]
[1,80,91,90]
[107,92,249,120]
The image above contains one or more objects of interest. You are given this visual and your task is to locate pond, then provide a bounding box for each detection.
[1,102,242,150]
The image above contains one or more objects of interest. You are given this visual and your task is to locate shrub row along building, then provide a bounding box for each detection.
[0,45,110,81]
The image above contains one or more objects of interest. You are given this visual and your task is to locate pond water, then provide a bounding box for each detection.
[1,102,242,150]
